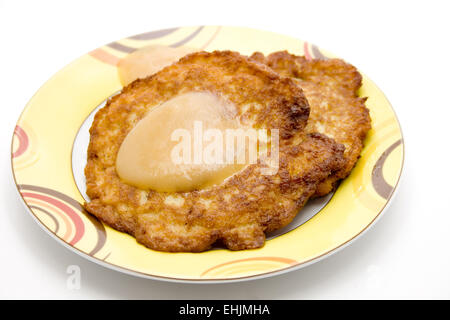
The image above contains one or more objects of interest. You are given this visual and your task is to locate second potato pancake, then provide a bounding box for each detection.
[251,51,371,196]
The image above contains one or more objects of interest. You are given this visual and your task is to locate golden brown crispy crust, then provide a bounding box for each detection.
[251,51,371,196]
[84,50,345,252]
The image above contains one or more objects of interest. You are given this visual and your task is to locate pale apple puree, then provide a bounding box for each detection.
[116,92,247,192]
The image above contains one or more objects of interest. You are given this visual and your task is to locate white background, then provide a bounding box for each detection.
[1,0,449,299]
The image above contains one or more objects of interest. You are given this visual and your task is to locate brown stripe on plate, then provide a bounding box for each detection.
[371,139,402,199]
[30,205,60,234]
[170,26,204,47]
[19,184,107,256]
[107,26,205,54]
[107,42,136,53]
[128,27,178,40]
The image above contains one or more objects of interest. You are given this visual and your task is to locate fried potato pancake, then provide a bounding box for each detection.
[84,51,345,252]
[250,51,371,197]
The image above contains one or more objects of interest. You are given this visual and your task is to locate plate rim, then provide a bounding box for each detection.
[11,166,404,283]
